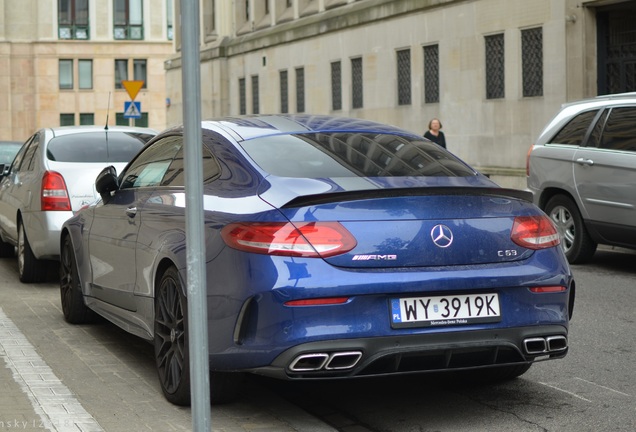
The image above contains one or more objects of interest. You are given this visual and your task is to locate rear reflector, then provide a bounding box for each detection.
[221,221,357,257]
[285,297,350,306]
[511,215,560,250]
[529,286,567,293]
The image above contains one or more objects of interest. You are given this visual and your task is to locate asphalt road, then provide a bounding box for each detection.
[0,246,634,432]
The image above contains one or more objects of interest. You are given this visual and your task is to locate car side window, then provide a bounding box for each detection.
[599,107,636,152]
[10,135,37,173]
[586,109,609,148]
[550,110,598,146]
[120,136,182,189]
[161,145,221,187]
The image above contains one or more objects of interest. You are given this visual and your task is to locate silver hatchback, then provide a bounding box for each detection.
[527,92,636,263]
[0,125,156,282]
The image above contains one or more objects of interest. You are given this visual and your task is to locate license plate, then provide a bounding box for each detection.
[390,293,501,328]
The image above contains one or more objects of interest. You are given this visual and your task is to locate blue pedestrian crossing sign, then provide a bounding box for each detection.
[124,101,142,119]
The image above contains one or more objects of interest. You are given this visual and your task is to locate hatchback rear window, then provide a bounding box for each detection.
[46,131,154,162]
[240,132,474,178]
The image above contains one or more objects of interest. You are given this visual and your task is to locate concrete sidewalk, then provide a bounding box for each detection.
[0,261,336,432]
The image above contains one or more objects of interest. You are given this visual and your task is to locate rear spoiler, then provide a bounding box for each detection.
[283,187,533,208]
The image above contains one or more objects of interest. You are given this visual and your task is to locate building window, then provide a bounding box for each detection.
[79,113,94,125]
[114,0,143,40]
[424,44,439,103]
[252,75,260,114]
[280,70,289,114]
[351,57,363,109]
[239,78,246,115]
[58,0,89,40]
[203,0,215,36]
[134,59,147,87]
[331,61,342,111]
[522,27,543,97]
[78,59,92,89]
[60,114,75,126]
[59,60,73,89]
[397,49,411,105]
[115,59,128,89]
[167,0,173,40]
[296,67,305,113]
[485,33,505,99]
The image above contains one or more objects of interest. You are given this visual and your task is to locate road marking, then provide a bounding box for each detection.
[0,307,103,432]
[574,377,632,397]
[538,381,593,402]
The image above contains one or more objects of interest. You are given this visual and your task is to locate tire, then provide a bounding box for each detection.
[59,234,95,324]
[155,266,191,406]
[17,221,44,283]
[544,195,597,264]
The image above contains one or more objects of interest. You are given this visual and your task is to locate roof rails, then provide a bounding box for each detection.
[594,91,636,100]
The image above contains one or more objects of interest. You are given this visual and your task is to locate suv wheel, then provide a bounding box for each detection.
[544,195,597,264]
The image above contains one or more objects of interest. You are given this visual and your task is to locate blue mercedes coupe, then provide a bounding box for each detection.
[59,115,574,405]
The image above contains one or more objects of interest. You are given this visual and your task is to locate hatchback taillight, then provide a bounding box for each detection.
[220,222,357,257]
[511,215,560,250]
[41,171,71,211]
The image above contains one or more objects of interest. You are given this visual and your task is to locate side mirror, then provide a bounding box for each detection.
[95,166,119,201]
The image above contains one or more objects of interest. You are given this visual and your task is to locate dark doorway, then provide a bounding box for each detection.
[597,3,636,95]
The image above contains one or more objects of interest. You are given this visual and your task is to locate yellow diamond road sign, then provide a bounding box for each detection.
[122,80,144,100]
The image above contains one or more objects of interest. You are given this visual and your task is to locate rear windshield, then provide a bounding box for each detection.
[240,132,474,177]
[46,131,154,163]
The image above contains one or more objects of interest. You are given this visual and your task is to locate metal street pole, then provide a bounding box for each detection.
[181,0,211,430]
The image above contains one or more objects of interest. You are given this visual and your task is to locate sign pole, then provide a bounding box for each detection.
[181,0,211,431]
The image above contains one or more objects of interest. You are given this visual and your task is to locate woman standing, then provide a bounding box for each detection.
[424,118,446,149]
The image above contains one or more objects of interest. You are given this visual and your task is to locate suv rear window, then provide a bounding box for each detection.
[240,132,475,178]
[550,110,598,145]
[46,131,153,163]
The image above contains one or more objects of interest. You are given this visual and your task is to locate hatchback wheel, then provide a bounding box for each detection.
[17,222,43,283]
[60,235,95,324]
[544,195,597,264]
[155,266,191,406]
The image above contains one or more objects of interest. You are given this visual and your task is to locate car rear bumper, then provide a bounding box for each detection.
[23,210,72,260]
[246,325,568,380]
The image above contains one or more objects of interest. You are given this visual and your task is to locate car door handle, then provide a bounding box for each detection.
[575,158,594,166]
[125,207,138,218]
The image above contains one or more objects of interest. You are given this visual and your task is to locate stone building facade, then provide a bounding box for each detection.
[166,0,636,187]
[0,0,173,141]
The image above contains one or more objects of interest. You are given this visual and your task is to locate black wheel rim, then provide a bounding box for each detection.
[59,239,74,314]
[155,274,186,395]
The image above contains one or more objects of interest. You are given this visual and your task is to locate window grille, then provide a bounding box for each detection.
[424,44,439,103]
[58,0,89,40]
[280,70,288,113]
[522,27,543,97]
[331,61,342,111]
[397,49,411,105]
[239,78,246,115]
[114,0,144,40]
[296,67,305,113]
[485,34,505,99]
[252,75,260,114]
[352,57,363,109]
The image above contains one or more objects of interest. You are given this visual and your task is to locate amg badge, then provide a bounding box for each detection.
[352,254,398,261]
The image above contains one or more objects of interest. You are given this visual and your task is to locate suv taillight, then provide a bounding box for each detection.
[526,144,535,177]
[41,171,71,211]
[511,215,560,250]
[221,222,357,257]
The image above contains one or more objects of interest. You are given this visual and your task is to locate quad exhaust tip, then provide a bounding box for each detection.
[289,351,363,372]
[524,335,567,355]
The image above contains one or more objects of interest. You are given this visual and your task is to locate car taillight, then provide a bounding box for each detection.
[526,144,534,177]
[41,171,71,211]
[511,215,560,250]
[220,222,357,257]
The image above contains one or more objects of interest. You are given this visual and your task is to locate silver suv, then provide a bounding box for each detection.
[0,125,156,282]
[527,92,636,264]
